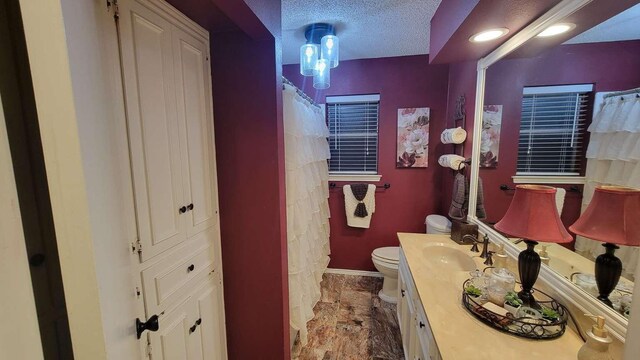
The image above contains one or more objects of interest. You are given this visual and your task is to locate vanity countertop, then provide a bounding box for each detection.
[398,233,584,360]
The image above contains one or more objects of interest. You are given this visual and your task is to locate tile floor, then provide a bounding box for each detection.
[291,273,404,360]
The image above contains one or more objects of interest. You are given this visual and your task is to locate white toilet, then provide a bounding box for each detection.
[425,214,452,235]
[371,246,400,303]
[372,215,452,304]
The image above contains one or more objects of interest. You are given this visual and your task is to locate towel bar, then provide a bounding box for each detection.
[329,182,390,190]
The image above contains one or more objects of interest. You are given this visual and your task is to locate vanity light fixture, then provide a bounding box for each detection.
[569,186,640,307]
[299,23,339,89]
[494,185,573,308]
[469,28,509,43]
[536,23,576,37]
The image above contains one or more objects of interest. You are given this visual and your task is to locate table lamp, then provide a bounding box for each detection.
[569,185,640,307]
[495,185,572,308]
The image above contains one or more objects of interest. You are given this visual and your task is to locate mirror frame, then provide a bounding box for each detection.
[466,0,630,341]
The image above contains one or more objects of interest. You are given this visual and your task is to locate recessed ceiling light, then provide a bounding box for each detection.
[536,23,576,37]
[469,28,510,43]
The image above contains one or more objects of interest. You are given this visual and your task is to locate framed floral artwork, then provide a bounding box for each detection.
[397,107,430,168]
[480,105,503,168]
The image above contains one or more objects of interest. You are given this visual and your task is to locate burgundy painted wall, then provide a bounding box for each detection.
[429,0,480,62]
[284,56,450,271]
[444,41,640,248]
[166,0,290,358]
[429,0,559,64]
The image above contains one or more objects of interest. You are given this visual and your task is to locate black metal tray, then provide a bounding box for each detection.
[462,279,568,340]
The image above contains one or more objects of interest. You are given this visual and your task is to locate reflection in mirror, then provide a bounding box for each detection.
[478,4,640,320]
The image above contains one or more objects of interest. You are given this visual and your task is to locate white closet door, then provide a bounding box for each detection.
[192,282,226,360]
[119,0,187,261]
[173,27,219,237]
[149,297,194,360]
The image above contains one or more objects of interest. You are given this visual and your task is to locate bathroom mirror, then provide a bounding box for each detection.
[467,0,640,339]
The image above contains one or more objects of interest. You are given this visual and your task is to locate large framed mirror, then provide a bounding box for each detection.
[467,0,640,342]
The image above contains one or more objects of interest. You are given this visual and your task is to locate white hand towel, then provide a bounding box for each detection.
[441,127,467,144]
[438,154,467,170]
[343,184,376,228]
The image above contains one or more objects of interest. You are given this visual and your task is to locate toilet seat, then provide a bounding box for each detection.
[372,247,399,264]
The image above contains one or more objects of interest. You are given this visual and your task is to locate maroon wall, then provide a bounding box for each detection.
[480,41,640,235]
[167,1,290,358]
[284,56,450,271]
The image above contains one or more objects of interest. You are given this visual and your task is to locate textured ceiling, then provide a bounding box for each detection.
[566,3,640,44]
[282,0,442,65]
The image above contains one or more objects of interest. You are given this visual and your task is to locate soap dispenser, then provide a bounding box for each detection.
[494,244,508,269]
[577,314,613,360]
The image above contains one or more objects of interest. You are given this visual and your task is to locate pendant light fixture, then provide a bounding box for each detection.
[299,43,318,76]
[313,58,330,89]
[299,23,339,89]
[321,34,339,68]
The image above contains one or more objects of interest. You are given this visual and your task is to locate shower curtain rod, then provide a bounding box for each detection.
[603,87,640,99]
[282,76,321,109]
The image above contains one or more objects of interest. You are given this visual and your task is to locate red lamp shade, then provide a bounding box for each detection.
[569,186,640,247]
[495,185,572,243]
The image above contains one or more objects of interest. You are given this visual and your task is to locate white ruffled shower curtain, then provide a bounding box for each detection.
[283,83,331,345]
[575,90,640,277]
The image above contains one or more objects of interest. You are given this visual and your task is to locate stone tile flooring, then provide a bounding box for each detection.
[291,273,404,360]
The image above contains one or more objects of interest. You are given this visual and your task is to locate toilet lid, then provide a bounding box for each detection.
[372,247,399,262]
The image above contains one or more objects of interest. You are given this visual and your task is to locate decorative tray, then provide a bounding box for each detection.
[462,279,568,340]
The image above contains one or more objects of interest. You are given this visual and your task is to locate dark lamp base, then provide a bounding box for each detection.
[518,240,541,309]
[595,243,622,308]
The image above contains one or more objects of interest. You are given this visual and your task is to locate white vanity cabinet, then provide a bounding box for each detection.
[398,250,442,360]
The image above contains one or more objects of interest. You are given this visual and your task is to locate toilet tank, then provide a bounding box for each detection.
[425,215,452,234]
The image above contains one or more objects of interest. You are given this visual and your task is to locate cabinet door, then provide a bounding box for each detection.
[118,0,186,261]
[149,297,195,360]
[398,268,411,357]
[172,27,219,237]
[189,280,226,360]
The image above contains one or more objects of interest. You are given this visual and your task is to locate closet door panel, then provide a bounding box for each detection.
[173,28,218,237]
[192,281,226,360]
[149,297,192,360]
[119,0,186,261]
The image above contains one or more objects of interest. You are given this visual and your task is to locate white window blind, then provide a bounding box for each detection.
[517,85,592,176]
[327,95,379,174]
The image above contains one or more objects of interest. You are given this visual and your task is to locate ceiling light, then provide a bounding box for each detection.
[299,23,339,89]
[536,23,576,37]
[469,28,509,43]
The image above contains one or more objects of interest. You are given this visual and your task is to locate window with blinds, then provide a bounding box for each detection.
[327,94,380,174]
[517,85,593,176]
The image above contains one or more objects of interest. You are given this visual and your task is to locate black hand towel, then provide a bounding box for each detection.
[350,183,369,218]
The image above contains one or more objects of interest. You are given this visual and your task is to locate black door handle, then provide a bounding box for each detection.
[419,321,425,328]
[136,315,159,339]
[179,206,187,214]
[187,203,194,211]
[189,318,202,334]
[29,253,46,267]
[401,289,405,297]
[187,264,195,272]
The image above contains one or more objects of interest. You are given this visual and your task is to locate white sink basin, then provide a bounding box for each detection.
[422,244,477,271]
